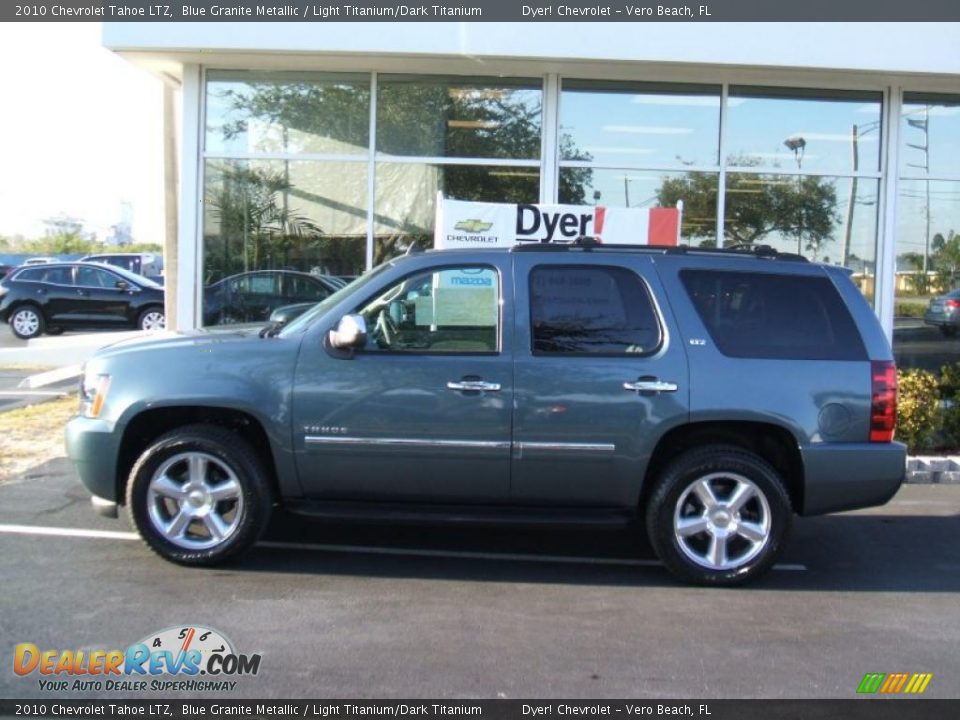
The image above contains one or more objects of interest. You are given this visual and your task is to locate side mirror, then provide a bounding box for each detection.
[328,314,367,350]
[115,281,130,291]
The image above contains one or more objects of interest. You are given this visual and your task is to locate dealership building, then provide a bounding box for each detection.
[103,22,959,357]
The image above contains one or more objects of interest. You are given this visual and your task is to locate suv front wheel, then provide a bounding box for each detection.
[126,425,272,565]
[646,445,792,586]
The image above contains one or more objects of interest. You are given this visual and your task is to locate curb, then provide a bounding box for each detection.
[16,365,82,390]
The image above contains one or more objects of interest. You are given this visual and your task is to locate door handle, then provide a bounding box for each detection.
[447,380,501,392]
[623,379,678,393]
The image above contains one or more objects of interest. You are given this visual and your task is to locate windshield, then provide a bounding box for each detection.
[278,262,394,337]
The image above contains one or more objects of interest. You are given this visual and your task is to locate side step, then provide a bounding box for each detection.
[284,500,635,528]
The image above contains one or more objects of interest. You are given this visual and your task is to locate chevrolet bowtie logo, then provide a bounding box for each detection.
[454,219,493,232]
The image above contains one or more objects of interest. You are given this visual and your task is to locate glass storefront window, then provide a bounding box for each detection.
[205,71,371,155]
[203,159,368,290]
[559,168,718,243]
[560,81,721,168]
[726,87,882,174]
[374,163,540,263]
[900,94,960,179]
[376,75,542,159]
[724,172,878,301]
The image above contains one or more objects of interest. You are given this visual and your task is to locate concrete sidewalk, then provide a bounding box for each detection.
[0,327,143,369]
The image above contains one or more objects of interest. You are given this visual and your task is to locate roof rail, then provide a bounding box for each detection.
[510,239,808,262]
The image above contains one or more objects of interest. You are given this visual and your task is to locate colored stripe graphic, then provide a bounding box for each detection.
[857,673,885,693]
[858,672,932,694]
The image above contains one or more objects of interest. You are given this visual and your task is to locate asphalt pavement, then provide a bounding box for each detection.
[1,462,958,699]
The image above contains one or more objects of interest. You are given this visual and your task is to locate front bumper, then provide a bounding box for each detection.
[65,414,122,505]
[800,442,906,515]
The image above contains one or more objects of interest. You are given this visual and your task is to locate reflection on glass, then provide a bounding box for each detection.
[893,179,960,371]
[901,94,960,178]
[203,159,367,286]
[374,163,540,263]
[376,76,542,159]
[726,87,882,174]
[559,168,718,243]
[724,173,878,301]
[205,71,371,155]
[560,81,721,167]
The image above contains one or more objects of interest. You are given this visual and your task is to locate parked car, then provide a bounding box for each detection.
[81,253,164,284]
[66,243,905,585]
[203,270,341,326]
[0,262,165,339]
[923,289,960,336]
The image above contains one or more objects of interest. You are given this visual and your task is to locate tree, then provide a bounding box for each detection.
[213,78,593,266]
[657,158,840,255]
[205,164,325,282]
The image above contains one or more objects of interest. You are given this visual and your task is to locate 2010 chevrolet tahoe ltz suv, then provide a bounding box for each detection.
[66,243,905,585]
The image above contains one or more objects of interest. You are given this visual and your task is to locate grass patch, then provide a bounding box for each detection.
[0,395,77,483]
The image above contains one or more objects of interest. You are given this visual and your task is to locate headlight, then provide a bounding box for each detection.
[79,372,111,419]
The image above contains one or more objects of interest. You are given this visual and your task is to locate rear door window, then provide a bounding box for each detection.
[530,265,662,355]
[680,269,866,360]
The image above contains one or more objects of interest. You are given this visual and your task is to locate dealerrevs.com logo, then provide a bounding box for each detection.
[13,625,261,692]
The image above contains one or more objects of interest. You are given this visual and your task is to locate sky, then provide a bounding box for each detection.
[0,22,164,245]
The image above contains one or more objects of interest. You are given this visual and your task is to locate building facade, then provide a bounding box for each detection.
[104,22,960,367]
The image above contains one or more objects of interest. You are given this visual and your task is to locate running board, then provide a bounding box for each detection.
[284,500,634,528]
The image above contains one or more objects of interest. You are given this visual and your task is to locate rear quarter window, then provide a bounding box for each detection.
[680,269,866,361]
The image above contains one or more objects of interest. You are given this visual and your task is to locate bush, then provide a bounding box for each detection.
[897,368,941,453]
[894,302,926,319]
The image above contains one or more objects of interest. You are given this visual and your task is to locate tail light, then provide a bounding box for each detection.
[870,361,897,443]
[947,299,960,309]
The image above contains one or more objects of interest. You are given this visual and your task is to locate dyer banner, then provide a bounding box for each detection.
[435,196,682,250]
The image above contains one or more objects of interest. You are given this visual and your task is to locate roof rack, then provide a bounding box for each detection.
[510,238,808,262]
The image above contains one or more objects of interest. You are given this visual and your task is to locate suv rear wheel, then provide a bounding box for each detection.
[646,445,792,586]
[9,305,45,339]
[126,425,271,565]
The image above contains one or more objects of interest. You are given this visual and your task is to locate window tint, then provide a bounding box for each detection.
[530,266,662,355]
[357,266,499,353]
[40,267,74,285]
[286,275,331,302]
[680,269,866,360]
[76,267,117,288]
[13,268,44,282]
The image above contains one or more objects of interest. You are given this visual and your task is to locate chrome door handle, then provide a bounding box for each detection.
[447,380,501,392]
[623,380,678,393]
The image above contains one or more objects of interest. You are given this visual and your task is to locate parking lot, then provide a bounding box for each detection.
[1,461,958,699]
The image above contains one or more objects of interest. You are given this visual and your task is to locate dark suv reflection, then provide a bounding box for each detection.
[202,270,341,326]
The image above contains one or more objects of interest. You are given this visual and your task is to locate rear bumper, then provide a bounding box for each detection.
[800,442,906,515]
[65,415,122,504]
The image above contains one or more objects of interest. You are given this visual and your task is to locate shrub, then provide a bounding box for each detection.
[939,362,960,449]
[894,302,926,319]
[897,368,941,453]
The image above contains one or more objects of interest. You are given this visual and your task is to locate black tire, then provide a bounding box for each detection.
[645,445,792,586]
[9,304,45,340]
[126,424,272,566]
[137,306,166,331]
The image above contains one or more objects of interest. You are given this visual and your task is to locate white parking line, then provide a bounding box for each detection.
[0,523,807,571]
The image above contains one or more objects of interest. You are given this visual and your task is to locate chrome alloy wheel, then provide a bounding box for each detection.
[146,452,244,550]
[673,472,771,571]
[140,311,165,331]
[12,309,41,337]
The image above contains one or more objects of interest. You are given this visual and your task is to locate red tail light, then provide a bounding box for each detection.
[947,299,960,309]
[870,361,897,443]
